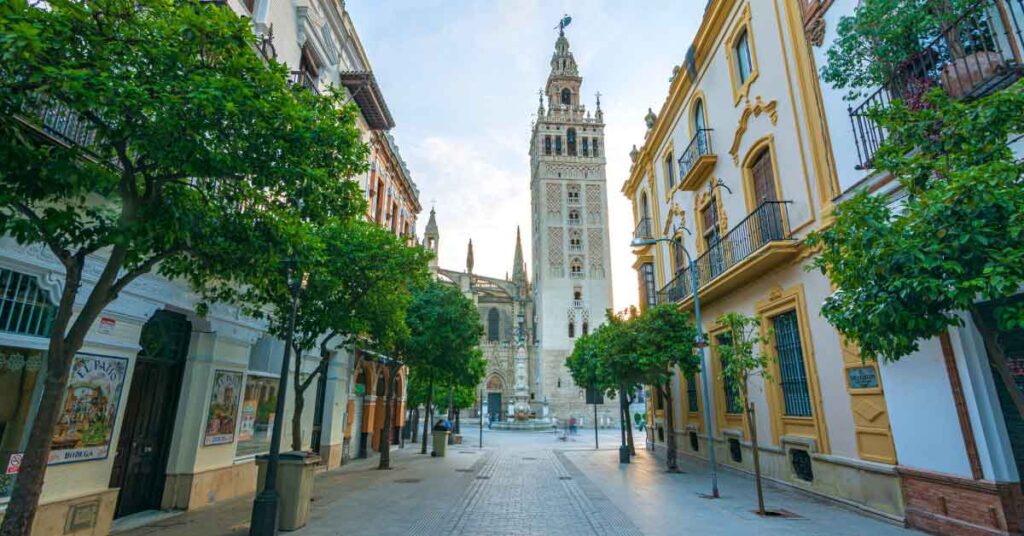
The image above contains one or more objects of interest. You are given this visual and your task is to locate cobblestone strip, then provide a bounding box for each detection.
[411,448,643,536]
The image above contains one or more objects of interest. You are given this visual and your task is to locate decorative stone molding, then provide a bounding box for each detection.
[800,0,834,48]
[729,96,779,165]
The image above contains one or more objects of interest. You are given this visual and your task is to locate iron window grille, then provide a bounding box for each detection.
[0,268,55,338]
[689,430,700,452]
[790,448,814,482]
[773,311,812,417]
[729,438,743,463]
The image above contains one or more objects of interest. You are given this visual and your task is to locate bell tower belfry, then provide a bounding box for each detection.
[529,18,614,423]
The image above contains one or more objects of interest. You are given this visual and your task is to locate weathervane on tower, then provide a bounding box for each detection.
[555,14,572,35]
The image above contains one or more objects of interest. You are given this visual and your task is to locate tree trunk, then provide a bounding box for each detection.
[421,376,433,454]
[410,407,419,443]
[747,397,766,515]
[291,394,305,452]
[625,394,636,455]
[447,384,455,445]
[455,408,461,435]
[378,367,397,470]
[662,384,679,472]
[969,306,1024,421]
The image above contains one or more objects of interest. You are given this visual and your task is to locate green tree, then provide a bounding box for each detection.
[218,220,431,452]
[715,312,774,515]
[811,0,1024,420]
[0,1,366,532]
[400,281,483,460]
[821,0,974,98]
[632,304,700,472]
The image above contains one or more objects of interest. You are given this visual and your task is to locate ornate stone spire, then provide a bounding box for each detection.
[423,207,439,271]
[466,238,474,274]
[512,226,526,284]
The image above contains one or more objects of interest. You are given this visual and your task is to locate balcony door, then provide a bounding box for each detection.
[750,148,778,248]
[701,198,724,279]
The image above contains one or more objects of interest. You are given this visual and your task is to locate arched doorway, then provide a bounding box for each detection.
[486,374,505,422]
[110,310,191,518]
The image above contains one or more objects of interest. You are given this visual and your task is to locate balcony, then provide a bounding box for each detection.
[657,201,800,306]
[289,70,321,95]
[571,299,584,309]
[848,0,1024,168]
[677,129,716,191]
[20,95,97,151]
[633,217,653,241]
[569,243,583,253]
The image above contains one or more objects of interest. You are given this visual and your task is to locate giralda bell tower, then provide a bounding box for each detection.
[529,19,614,422]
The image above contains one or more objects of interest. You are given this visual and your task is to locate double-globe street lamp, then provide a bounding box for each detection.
[251,262,309,536]
[630,232,720,499]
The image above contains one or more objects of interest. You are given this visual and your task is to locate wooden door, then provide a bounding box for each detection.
[110,311,189,518]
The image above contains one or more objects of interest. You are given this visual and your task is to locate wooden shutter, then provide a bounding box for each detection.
[751,149,777,204]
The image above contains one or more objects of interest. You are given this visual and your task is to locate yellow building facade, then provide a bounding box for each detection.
[624,0,902,520]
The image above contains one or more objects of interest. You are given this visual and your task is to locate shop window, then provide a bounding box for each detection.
[236,336,284,458]
[0,346,45,499]
[689,430,699,452]
[773,311,812,417]
[729,438,743,463]
[790,448,814,481]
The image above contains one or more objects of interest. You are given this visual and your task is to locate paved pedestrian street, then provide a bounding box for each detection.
[114,428,918,536]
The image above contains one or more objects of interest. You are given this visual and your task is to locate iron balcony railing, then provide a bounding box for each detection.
[289,70,321,95]
[848,0,1024,168]
[677,128,713,181]
[22,95,97,150]
[633,217,653,240]
[657,201,792,304]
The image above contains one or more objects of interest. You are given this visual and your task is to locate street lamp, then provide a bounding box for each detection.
[250,263,309,536]
[630,234,720,498]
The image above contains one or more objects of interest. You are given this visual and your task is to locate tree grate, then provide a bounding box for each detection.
[393,478,422,484]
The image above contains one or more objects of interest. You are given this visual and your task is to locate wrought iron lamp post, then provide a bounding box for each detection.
[630,234,719,498]
[250,263,309,536]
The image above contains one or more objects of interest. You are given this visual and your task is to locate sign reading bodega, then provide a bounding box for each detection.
[49,354,129,465]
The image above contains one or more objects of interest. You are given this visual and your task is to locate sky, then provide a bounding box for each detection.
[347,1,703,310]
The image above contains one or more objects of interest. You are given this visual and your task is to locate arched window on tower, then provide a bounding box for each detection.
[569,230,582,252]
[581,137,589,157]
[582,321,589,336]
[567,128,577,156]
[569,257,584,279]
[487,308,500,342]
[561,88,572,106]
[592,137,600,157]
[568,209,581,226]
[544,136,552,156]
[555,136,563,155]
[568,321,575,339]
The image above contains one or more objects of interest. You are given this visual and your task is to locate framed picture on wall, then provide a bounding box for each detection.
[49,353,129,465]
[203,369,243,446]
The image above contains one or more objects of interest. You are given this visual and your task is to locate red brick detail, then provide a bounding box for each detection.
[898,466,1024,535]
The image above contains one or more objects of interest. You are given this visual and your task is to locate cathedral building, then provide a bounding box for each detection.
[530,26,616,423]
[423,210,536,421]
